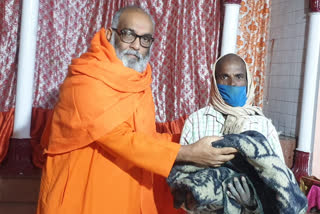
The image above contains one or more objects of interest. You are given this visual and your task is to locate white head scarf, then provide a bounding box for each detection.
[210,53,264,134]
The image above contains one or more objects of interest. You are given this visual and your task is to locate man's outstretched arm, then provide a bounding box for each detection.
[97,120,237,178]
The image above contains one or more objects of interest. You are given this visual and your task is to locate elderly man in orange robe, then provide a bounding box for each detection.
[36,6,237,214]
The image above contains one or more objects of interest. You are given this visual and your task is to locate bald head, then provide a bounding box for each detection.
[215,53,247,86]
[111,6,154,33]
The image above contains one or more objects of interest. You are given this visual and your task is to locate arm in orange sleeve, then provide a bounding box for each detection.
[96,121,181,178]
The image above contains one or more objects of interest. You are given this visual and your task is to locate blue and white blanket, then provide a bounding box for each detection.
[167,131,308,214]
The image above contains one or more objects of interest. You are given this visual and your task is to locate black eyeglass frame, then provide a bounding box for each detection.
[112,28,154,48]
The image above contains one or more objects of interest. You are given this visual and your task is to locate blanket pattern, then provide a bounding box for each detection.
[167,131,308,214]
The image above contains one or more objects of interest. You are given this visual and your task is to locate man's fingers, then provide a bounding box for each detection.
[201,136,223,145]
[219,147,238,154]
[208,147,237,155]
[216,153,236,162]
[234,177,246,196]
[220,155,235,162]
[185,137,238,166]
[241,176,251,194]
[227,183,241,202]
[227,191,237,201]
[209,136,223,142]
[210,160,224,165]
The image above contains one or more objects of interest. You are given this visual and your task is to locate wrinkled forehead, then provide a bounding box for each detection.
[118,10,154,35]
[214,54,247,75]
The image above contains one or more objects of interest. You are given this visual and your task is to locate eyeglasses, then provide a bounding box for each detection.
[112,28,154,48]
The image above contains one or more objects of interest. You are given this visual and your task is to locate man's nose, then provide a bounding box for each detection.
[130,37,141,50]
[230,77,237,86]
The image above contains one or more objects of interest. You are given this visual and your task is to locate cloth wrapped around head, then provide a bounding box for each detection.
[210,53,264,135]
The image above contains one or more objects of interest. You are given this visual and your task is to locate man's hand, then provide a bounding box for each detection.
[227,176,257,212]
[176,136,237,167]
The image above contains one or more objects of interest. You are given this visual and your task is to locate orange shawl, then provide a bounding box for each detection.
[42,28,158,154]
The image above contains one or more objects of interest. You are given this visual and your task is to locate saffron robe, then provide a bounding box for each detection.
[37,28,181,214]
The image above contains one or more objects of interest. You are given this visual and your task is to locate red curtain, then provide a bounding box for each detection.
[0,1,19,112]
[31,0,221,161]
[0,0,272,212]
[0,0,20,163]
[0,0,221,164]
[1,1,221,213]
[33,0,221,116]
[30,108,53,168]
[0,0,272,163]
[0,109,14,162]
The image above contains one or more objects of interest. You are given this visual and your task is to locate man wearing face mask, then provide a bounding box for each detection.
[37,6,238,214]
[179,53,284,213]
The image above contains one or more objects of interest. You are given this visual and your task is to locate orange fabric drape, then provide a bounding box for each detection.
[41,28,161,155]
[237,0,271,107]
[37,29,182,214]
[0,108,14,163]
[30,112,186,214]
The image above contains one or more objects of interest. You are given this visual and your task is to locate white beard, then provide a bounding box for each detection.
[110,34,150,73]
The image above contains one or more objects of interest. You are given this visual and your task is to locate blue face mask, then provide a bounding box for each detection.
[217,84,247,107]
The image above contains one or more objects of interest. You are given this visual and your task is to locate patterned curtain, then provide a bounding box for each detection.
[0,0,270,164]
[0,0,20,111]
[0,0,269,211]
[237,0,271,107]
[0,0,222,170]
[0,0,20,162]
[33,0,221,124]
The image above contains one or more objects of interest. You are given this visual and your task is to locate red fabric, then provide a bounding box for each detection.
[154,174,185,214]
[156,115,188,143]
[30,108,53,168]
[0,109,14,162]
[156,115,188,135]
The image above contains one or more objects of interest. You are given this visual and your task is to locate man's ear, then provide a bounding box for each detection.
[106,28,112,41]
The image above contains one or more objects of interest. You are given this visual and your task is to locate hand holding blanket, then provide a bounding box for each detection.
[167,131,308,214]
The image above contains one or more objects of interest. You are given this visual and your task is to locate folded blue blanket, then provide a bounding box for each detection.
[167,131,308,214]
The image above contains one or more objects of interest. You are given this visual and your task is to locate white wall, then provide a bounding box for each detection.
[263,0,308,137]
[312,50,320,178]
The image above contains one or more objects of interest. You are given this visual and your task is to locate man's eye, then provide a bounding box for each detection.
[141,36,152,42]
[121,29,135,36]
[127,31,135,36]
[221,75,228,80]
[236,75,245,79]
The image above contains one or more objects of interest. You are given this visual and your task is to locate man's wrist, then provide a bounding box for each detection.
[244,205,257,210]
[243,203,258,213]
[176,145,189,162]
